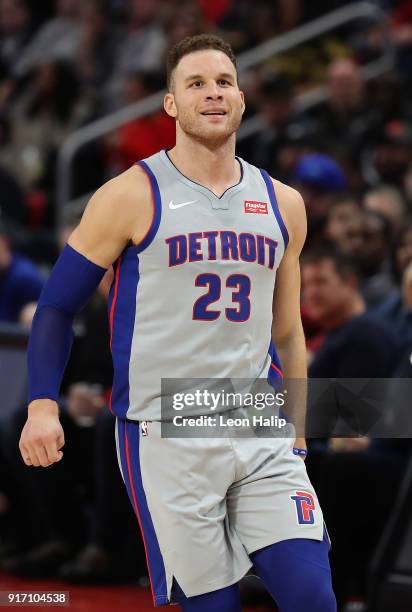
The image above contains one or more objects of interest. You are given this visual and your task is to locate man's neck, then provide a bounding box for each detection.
[168,133,240,198]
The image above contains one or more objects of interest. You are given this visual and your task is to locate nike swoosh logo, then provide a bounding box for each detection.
[169,199,197,210]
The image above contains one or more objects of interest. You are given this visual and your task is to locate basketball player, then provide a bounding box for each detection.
[19,35,337,611]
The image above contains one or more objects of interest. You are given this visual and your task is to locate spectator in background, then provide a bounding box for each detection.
[0,163,26,227]
[310,59,378,188]
[391,0,412,89]
[302,245,399,381]
[362,119,412,188]
[302,245,403,607]
[0,0,33,80]
[106,0,167,110]
[355,210,396,309]
[75,0,124,114]
[292,153,347,247]
[11,0,81,79]
[0,222,44,324]
[165,0,210,50]
[363,184,407,235]
[324,193,363,257]
[106,70,175,173]
[371,219,412,353]
[238,72,316,182]
[0,60,89,225]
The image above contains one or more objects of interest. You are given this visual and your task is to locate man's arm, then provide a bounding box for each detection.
[271,179,308,454]
[19,166,152,468]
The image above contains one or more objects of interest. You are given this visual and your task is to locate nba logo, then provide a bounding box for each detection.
[141,421,148,436]
[291,491,315,525]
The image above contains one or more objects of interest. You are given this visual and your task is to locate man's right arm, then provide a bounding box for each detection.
[19,166,152,468]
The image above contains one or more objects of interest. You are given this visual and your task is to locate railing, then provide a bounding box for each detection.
[56,1,393,225]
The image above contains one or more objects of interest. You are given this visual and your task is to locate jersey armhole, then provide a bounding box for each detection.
[259,169,289,251]
[134,160,162,253]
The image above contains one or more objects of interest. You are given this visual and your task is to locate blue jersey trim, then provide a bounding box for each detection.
[259,169,289,250]
[267,340,283,392]
[136,160,162,253]
[116,418,168,606]
[108,247,140,419]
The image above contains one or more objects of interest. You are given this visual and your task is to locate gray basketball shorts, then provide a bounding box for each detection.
[115,417,326,607]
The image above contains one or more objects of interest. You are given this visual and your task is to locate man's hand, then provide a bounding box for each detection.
[329,437,370,453]
[294,437,307,460]
[19,400,65,468]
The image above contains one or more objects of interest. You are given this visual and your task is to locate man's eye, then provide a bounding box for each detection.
[191,81,203,87]
[218,79,230,86]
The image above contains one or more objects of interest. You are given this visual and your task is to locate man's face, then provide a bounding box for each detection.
[302,259,354,325]
[164,50,245,146]
[325,201,364,256]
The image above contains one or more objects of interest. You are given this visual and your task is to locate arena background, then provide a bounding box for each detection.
[1,0,412,610]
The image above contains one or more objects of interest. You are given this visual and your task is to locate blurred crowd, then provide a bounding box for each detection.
[2,0,412,610]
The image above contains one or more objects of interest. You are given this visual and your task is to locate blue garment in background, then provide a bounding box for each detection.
[0,255,44,323]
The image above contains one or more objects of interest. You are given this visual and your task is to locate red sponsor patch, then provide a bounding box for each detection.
[244,200,268,214]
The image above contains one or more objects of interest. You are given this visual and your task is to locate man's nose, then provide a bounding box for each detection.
[205,81,222,100]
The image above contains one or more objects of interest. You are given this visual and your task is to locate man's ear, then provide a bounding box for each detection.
[164,93,177,118]
[239,90,246,115]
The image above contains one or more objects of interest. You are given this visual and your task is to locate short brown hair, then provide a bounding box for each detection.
[166,34,237,91]
[301,243,359,282]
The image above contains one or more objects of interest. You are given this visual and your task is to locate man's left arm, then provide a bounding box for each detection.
[271,179,308,456]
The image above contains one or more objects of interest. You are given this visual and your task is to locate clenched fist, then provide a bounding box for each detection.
[19,400,65,468]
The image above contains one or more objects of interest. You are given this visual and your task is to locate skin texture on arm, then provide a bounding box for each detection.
[271,179,308,455]
[68,165,153,266]
[20,166,153,468]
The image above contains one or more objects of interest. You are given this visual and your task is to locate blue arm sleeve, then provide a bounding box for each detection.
[27,244,107,403]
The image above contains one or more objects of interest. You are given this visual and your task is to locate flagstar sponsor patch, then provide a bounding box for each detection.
[244,201,268,214]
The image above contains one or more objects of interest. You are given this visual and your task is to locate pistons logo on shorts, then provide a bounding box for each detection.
[291,491,315,525]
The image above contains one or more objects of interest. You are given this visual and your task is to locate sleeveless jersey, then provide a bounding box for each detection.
[107,149,289,421]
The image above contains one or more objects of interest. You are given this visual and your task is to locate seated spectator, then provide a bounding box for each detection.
[362,119,412,188]
[11,0,81,79]
[106,70,175,173]
[0,222,44,324]
[106,0,167,110]
[302,244,399,381]
[75,0,124,114]
[238,72,317,183]
[363,184,407,235]
[355,210,396,308]
[370,220,412,352]
[0,59,90,225]
[309,59,378,167]
[324,193,363,257]
[0,0,34,80]
[165,0,211,51]
[292,153,347,247]
[301,245,407,607]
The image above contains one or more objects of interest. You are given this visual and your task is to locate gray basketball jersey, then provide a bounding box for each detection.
[108,149,289,420]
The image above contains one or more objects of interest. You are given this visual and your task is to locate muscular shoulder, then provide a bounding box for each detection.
[271,178,307,255]
[89,164,151,223]
[68,165,153,267]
